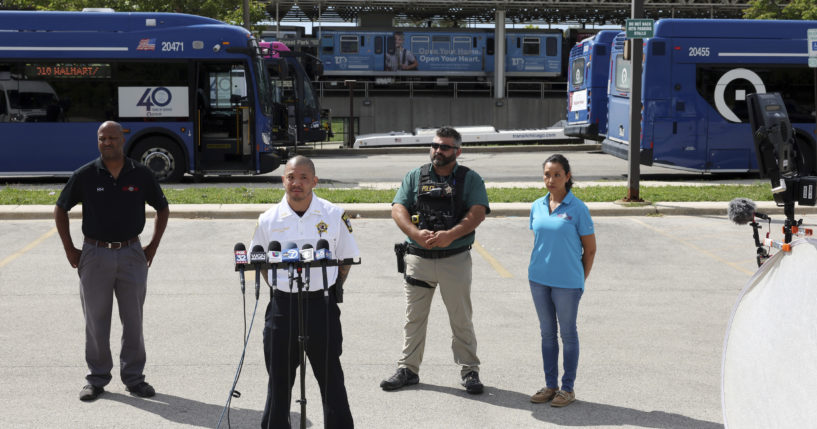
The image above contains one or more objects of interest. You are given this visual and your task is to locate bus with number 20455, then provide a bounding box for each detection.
[602,19,817,174]
[0,10,286,182]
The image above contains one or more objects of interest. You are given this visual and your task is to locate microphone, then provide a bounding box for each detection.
[315,239,332,262]
[250,245,266,299]
[233,243,248,293]
[282,241,300,280]
[315,239,331,297]
[300,243,314,286]
[728,198,770,225]
[267,241,282,288]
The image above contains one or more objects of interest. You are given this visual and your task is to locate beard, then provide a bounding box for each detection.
[431,151,456,167]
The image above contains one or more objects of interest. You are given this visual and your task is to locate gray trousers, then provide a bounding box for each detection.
[398,251,480,377]
[77,241,148,387]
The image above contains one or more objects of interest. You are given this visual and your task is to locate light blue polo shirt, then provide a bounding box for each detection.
[528,190,594,289]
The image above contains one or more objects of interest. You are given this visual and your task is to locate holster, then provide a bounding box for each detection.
[394,242,407,273]
[334,283,344,303]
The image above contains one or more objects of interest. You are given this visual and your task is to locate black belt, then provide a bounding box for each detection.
[84,236,139,249]
[273,286,335,299]
[406,245,470,259]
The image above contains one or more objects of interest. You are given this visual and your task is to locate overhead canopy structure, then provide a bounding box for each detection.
[262,0,751,25]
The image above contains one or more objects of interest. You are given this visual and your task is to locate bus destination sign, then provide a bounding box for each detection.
[25,63,112,79]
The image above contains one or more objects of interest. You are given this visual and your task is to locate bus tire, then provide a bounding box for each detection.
[132,137,185,182]
[794,136,817,176]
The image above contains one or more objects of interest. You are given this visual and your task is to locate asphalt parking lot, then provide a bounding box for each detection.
[1,210,797,428]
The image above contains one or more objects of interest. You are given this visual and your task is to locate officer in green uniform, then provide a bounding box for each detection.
[381,126,490,394]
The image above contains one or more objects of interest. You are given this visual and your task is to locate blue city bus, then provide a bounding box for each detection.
[564,30,619,141]
[318,27,563,79]
[0,10,284,181]
[602,19,817,174]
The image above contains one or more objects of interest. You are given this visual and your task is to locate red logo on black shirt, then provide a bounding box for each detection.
[122,185,139,192]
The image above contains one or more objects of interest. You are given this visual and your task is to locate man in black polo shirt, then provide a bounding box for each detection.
[54,121,169,402]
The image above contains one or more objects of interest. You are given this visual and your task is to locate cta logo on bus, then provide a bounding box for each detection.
[715,68,766,123]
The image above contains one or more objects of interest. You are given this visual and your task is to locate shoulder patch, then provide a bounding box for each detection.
[341,212,353,233]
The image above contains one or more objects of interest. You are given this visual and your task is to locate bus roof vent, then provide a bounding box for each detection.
[81,7,115,12]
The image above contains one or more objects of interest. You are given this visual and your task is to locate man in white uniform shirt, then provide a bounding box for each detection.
[251,155,359,429]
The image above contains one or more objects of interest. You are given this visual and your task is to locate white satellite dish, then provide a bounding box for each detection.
[722,238,817,428]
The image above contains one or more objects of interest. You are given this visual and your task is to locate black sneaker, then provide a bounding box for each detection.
[79,384,104,401]
[461,371,484,394]
[126,381,156,398]
[380,368,419,391]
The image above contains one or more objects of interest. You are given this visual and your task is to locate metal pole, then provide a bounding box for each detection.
[345,80,355,147]
[626,0,644,201]
[494,9,506,99]
[242,0,250,31]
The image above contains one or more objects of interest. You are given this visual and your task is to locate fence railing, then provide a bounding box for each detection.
[315,79,566,99]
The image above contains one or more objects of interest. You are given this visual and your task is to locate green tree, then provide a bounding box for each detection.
[744,0,817,20]
[2,0,268,31]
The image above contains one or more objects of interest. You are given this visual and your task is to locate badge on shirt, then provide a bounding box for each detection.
[341,212,353,233]
[316,221,328,236]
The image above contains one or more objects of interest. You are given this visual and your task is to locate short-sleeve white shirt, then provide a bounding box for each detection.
[250,194,359,292]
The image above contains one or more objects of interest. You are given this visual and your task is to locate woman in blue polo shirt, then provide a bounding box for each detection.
[527,154,596,408]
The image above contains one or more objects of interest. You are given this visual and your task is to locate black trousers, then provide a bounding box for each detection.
[261,288,353,429]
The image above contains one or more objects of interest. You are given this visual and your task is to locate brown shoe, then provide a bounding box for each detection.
[550,390,576,407]
[530,387,558,403]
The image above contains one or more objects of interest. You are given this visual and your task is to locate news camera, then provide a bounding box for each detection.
[747,92,817,207]
[747,92,817,243]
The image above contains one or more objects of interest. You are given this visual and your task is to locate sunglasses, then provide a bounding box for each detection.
[431,143,458,151]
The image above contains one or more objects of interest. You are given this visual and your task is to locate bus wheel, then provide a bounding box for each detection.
[794,137,817,176]
[133,138,185,182]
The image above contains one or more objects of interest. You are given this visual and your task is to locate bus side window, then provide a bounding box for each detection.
[546,37,558,57]
[652,41,665,56]
[374,36,383,55]
[322,35,334,54]
[340,35,359,54]
[487,37,495,55]
[522,37,540,56]
[0,90,7,119]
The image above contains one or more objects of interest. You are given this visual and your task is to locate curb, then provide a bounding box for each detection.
[295,142,600,156]
[5,201,816,220]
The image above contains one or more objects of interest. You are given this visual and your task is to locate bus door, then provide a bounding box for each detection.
[606,53,632,147]
[650,40,708,170]
[195,62,253,172]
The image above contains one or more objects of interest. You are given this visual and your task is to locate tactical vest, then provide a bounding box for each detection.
[413,163,470,232]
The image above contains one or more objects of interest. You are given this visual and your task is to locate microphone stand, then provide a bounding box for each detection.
[295,267,308,429]
[319,259,330,417]
[750,220,770,268]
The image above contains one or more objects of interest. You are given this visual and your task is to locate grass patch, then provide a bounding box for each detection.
[0,183,774,205]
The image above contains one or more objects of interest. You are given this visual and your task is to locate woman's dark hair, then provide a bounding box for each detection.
[543,154,573,191]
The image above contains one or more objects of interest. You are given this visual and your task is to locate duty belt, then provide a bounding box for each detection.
[406,244,470,259]
[273,286,335,299]
[84,236,139,249]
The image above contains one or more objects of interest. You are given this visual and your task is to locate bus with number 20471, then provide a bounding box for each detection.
[602,19,817,174]
[0,10,286,182]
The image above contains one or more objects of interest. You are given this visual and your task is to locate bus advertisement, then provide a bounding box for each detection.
[564,30,619,141]
[0,10,286,181]
[602,19,817,174]
[318,27,563,79]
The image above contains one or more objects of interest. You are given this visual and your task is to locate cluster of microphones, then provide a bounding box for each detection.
[232,240,359,298]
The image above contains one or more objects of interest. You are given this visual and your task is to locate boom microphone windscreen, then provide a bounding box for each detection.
[727,198,756,225]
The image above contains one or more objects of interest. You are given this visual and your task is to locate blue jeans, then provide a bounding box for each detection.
[529,280,583,392]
